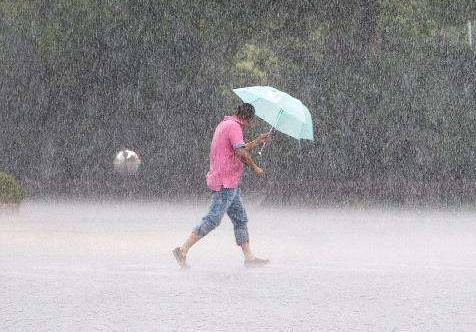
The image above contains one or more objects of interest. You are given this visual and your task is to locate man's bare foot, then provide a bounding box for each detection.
[172,247,189,269]
[244,257,270,268]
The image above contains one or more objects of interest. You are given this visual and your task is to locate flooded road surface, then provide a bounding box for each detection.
[1,200,475,331]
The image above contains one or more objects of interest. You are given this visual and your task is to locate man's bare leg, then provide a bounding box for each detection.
[173,232,201,268]
[241,241,269,267]
[240,241,255,261]
[181,232,201,255]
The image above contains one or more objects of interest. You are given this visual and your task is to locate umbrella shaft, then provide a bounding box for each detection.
[258,126,274,155]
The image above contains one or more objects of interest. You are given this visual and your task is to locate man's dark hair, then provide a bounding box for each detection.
[236,103,255,120]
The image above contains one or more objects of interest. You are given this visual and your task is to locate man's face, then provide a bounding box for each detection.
[241,117,253,128]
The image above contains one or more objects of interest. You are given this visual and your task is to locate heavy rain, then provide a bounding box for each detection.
[1,1,476,331]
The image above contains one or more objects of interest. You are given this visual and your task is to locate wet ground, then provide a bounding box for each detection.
[1,200,475,331]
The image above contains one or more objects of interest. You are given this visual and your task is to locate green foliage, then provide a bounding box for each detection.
[380,0,439,41]
[1,0,476,203]
[430,0,476,25]
[0,172,24,204]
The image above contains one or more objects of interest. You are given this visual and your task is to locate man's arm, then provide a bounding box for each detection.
[244,133,270,152]
[235,148,264,176]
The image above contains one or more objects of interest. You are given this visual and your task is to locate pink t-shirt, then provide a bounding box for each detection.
[206,115,246,191]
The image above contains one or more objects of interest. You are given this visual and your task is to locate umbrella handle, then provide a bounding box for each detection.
[258,126,274,156]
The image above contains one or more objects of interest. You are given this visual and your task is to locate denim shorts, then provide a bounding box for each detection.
[193,187,249,245]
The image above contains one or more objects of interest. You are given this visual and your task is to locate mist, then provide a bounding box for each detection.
[2,200,476,331]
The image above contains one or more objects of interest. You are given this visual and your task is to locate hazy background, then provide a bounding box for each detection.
[1,1,476,205]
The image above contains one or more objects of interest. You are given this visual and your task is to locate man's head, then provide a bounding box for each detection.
[235,103,255,127]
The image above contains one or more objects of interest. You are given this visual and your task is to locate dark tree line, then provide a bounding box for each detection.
[1,1,476,205]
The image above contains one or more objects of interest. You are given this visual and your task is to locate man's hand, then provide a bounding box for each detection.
[256,133,270,145]
[245,133,271,152]
[235,148,264,177]
[252,165,264,177]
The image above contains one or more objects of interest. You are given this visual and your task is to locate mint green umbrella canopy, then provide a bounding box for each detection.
[233,86,314,141]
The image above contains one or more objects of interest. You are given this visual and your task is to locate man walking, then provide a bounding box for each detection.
[173,103,270,268]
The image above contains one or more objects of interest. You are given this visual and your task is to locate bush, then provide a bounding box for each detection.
[0,172,24,205]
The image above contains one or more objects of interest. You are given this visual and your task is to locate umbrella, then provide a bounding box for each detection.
[233,86,314,154]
